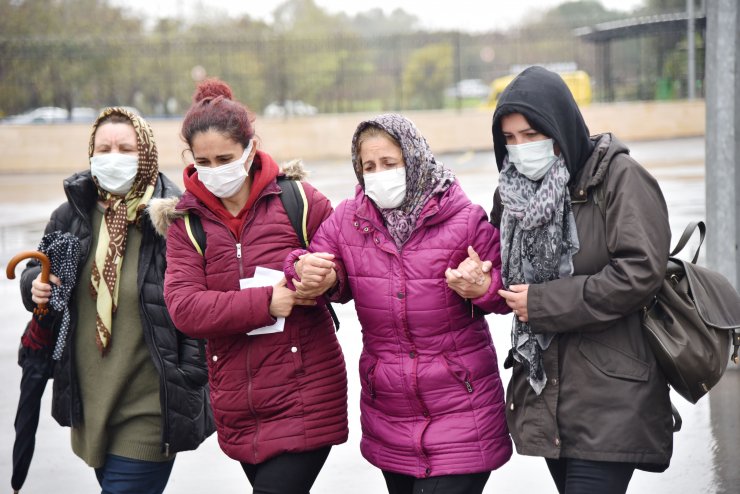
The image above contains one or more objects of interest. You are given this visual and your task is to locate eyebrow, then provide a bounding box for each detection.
[503,127,536,134]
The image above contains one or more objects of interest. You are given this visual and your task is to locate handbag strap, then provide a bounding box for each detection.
[669,220,705,264]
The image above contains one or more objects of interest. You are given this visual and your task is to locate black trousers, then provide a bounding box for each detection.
[382,470,491,494]
[240,447,331,494]
[545,458,636,494]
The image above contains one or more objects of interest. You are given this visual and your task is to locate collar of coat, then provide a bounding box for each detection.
[569,132,630,203]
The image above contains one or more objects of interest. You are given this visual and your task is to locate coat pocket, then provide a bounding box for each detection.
[359,353,380,400]
[441,354,474,394]
[579,336,650,382]
[178,338,209,387]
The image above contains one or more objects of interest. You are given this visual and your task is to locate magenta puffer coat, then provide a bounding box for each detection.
[286,182,512,478]
[161,176,348,465]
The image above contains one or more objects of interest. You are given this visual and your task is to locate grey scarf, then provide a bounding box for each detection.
[499,154,579,394]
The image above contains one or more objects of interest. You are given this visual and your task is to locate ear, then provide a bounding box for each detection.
[247,139,258,162]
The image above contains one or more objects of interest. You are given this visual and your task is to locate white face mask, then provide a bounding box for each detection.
[363,167,406,209]
[506,138,557,181]
[195,141,253,198]
[90,153,139,196]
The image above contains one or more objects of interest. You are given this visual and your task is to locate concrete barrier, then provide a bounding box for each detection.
[0,100,705,174]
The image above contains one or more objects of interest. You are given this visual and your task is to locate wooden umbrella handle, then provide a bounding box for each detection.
[6,250,52,317]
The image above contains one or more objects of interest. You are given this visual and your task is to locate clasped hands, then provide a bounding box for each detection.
[445,246,493,299]
[269,253,336,318]
[293,252,338,299]
[278,247,529,322]
[445,246,529,322]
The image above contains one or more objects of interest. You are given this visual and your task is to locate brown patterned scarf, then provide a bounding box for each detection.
[88,107,158,355]
[351,114,455,247]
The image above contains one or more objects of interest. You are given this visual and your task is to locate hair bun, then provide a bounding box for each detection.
[193,78,233,103]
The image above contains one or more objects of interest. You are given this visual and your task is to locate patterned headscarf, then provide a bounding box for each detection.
[351,114,455,246]
[88,107,158,355]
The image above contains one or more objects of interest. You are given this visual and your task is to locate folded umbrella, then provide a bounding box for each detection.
[11,320,53,493]
[6,231,81,493]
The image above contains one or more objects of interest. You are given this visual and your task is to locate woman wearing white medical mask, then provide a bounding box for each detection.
[286,114,513,494]
[156,78,348,494]
[22,107,214,493]
[455,66,673,494]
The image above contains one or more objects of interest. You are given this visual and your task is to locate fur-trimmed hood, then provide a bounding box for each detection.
[148,159,308,237]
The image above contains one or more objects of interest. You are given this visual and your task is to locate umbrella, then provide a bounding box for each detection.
[6,251,52,494]
[11,321,53,493]
[6,232,81,493]
[6,250,51,318]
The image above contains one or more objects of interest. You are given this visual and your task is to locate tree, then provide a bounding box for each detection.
[345,8,420,37]
[402,43,454,109]
[0,0,144,115]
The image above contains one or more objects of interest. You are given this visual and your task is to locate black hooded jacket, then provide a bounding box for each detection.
[20,171,215,456]
[490,66,674,471]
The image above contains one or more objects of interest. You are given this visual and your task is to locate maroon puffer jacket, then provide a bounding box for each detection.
[161,169,348,465]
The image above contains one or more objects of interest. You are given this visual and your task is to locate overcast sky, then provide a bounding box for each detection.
[111,0,647,32]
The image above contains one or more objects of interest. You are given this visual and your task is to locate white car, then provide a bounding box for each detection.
[3,106,69,124]
[444,79,491,99]
[263,100,318,118]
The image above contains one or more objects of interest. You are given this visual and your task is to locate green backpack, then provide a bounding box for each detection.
[183,177,340,330]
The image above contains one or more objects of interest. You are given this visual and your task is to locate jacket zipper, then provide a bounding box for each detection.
[441,356,474,394]
[236,242,245,279]
[67,193,93,427]
[367,364,377,400]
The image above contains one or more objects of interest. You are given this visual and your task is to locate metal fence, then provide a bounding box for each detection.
[0,18,705,119]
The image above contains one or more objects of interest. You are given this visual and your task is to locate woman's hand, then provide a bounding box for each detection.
[293,252,337,298]
[293,269,337,299]
[498,284,529,322]
[445,246,492,299]
[269,278,316,318]
[31,272,61,305]
[296,252,335,285]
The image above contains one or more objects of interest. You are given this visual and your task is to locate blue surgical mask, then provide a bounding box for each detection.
[90,153,139,195]
[506,139,557,181]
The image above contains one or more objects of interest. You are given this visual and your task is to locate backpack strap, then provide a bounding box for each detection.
[277,177,309,248]
[184,212,206,256]
[669,221,705,264]
[277,176,340,331]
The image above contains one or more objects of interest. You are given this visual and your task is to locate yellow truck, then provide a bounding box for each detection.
[484,70,592,109]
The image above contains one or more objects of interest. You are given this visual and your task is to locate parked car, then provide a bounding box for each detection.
[444,79,491,100]
[3,107,69,124]
[263,100,318,118]
[70,107,97,123]
[3,105,142,125]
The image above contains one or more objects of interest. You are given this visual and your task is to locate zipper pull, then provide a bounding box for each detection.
[236,243,242,259]
[464,379,473,393]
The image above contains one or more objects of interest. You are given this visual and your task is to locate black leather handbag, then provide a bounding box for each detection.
[642,221,740,403]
